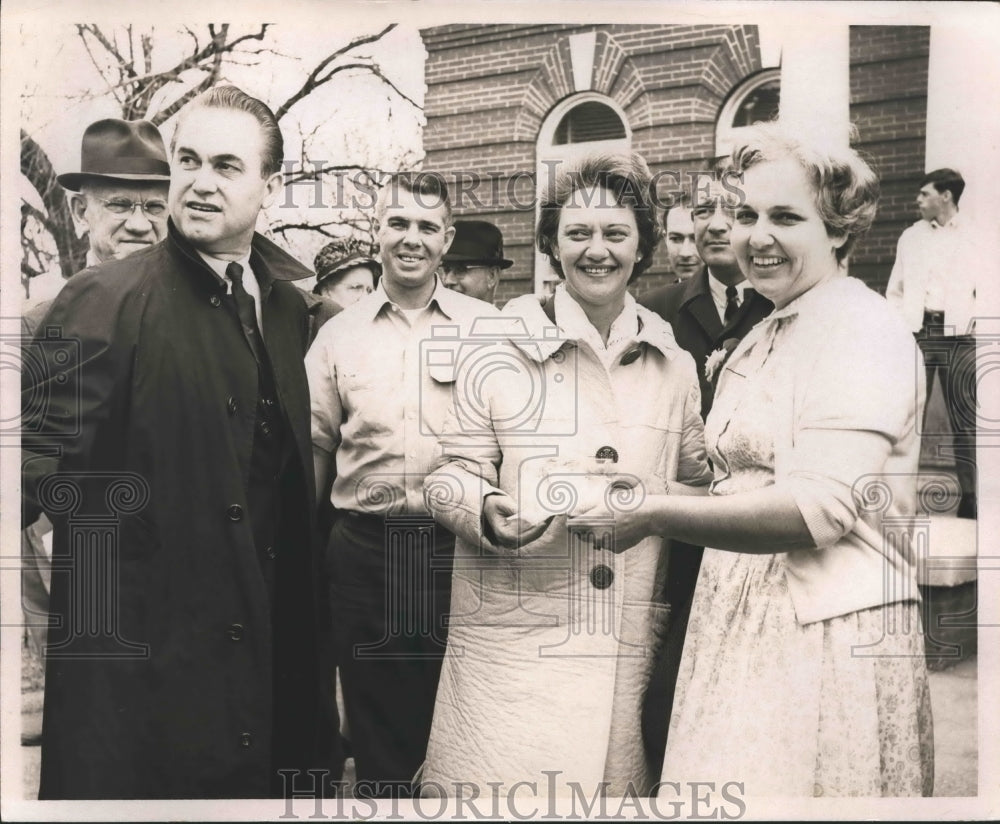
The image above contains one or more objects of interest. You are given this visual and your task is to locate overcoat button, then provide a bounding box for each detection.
[260,422,272,437]
[595,446,619,463]
[590,564,614,590]
[210,295,222,308]
[226,623,244,641]
[619,348,642,366]
[240,732,252,748]
[265,546,277,560]
[227,504,244,522]
[227,396,238,415]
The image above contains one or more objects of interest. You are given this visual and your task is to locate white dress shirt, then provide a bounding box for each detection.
[197,251,262,330]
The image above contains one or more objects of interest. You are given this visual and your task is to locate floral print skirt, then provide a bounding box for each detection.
[658,549,934,797]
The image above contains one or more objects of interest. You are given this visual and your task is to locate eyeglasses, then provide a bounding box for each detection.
[691,200,739,222]
[95,197,168,218]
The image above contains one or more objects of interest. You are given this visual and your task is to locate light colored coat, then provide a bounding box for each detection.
[421,291,712,797]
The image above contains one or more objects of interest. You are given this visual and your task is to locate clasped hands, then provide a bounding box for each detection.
[482,461,663,553]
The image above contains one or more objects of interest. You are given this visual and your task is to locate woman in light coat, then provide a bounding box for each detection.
[421,152,712,797]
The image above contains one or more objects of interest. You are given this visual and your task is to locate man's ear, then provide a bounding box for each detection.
[442,224,456,254]
[261,171,284,210]
[69,194,91,239]
[487,267,500,287]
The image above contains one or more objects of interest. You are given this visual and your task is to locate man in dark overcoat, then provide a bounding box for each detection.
[22,85,336,799]
[640,178,773,419]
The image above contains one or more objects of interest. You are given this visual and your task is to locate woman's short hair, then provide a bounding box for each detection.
[730,123,880,263]
[536,152,661,283]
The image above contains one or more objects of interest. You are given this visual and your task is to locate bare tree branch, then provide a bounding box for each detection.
[273,24,397,121]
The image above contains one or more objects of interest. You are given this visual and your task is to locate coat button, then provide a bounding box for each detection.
[210,295,222,308]
[227,504,244,522]
[240,732,253,748]
[590,564,614,590]
[226,623,244,641]
[259,421,272,437]
[595,446,619,463]
[619,347,642,366]
[265,546,277,560]
[227,396,238,415]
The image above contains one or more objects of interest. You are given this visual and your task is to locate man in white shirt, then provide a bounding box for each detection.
[306,172,501,796]
[886,168,977,518]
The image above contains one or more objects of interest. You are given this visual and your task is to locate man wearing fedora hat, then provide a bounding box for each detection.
[440,219,513,304]
[23,86,335,799]
[22,118,171,336]
[58,118,172,265]
[19,118,173,750]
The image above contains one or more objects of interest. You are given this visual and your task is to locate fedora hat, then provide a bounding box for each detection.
[313,237,381,294]
[443,220,513,269]
[57,119,170,191]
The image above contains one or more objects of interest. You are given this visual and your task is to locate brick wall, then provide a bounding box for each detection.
[849,25,930,293]
[421,23,931,301]
[421,24,762,301]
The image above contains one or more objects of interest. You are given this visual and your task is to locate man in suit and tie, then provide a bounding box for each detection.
[640,176,773,419]
[638,170,773,774]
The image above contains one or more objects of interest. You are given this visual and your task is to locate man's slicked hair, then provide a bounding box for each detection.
[171,85,283,178]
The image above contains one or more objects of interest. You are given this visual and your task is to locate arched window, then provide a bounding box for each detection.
[552,101,628,144]
[535,93,631,292]
[716,69,781,157]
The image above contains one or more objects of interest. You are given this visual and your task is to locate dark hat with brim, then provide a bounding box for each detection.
[57,118,170,191]
[444,220,513,269]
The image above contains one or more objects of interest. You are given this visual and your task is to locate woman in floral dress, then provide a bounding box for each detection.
[573,124,934,797]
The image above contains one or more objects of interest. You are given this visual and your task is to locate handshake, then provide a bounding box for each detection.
[483,455,662,552]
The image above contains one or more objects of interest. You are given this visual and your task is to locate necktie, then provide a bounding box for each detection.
[227,262,263,362]
[724,284,740,324]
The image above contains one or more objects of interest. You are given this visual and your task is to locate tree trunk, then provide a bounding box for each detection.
[20,130,89,279]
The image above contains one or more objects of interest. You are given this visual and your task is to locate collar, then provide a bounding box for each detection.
[760,272,850,325]
[679,267,712,308]
[165,218,311,296]
[358,275,458,322]
[554,285,639,351]
[708,270,749,305]
[504,284,682,363]
[197,250,252,283]
[930,212,960,230]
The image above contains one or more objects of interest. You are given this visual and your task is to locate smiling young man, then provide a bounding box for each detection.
[305,172,502,797]
[22,86,333,799]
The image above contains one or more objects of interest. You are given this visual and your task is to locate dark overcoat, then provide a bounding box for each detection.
[22,221,329,799]
[640,271,774,420]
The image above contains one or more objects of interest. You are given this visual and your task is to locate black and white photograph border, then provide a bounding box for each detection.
[1,0,997,820]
